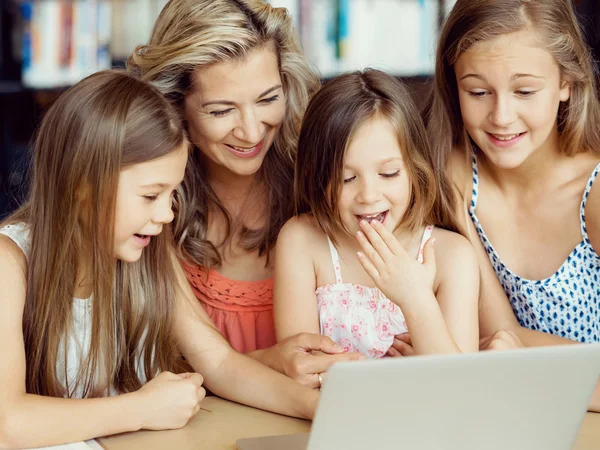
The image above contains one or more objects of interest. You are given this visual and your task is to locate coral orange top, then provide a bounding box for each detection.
[183,263,276,353]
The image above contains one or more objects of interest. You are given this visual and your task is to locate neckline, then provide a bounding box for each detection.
[207,267,273,285]
[471,210,588,284]
[316,281,384,292]
[470,154,595,283]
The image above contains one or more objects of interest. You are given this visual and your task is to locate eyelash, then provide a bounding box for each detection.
[144,195,158,202]
[468,90,537,98]
[209,95,280,117]
[343,171,401,183]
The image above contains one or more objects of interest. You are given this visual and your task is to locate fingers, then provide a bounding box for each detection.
[396,332,412,345]
[386,346,402,357]
[178,372,204,387]
[357,220,397,264]
[356,230,386,274]
[364,220,405,256]
[391,338,415,356]
[357,250,381,282]
[196,386,207,402]
[296,332,345,354]
[302,351,365,376]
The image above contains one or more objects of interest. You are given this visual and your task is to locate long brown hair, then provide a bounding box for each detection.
[4,70,188,397]
[295,70,458,246]
[425,0,600,175]
[127,0,320,268]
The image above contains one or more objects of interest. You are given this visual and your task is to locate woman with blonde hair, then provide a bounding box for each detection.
[0,70,318,448]
[424,0,600,409]
[128,0,362,389]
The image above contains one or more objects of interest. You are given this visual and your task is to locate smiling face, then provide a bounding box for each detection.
[338,116,411,236]
[455,29,570,170]
[113,144,188,262]
[183,43,286,180]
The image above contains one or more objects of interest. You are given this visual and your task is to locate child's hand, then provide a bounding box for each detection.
[356,219,436,307]
[386,333,415,357]
[136,371,206,430]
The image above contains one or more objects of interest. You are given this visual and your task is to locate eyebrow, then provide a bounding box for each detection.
[139,183,170,189]
[459,73,545,82]
[201,84,282,108]
[344,157,402,169]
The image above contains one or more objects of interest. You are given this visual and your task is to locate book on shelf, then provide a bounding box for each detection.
[268,0,440,78]
[19,0,112,89]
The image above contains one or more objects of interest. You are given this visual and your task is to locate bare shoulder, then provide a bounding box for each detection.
[0,233,27,276]
[0,234,28,314]
[430,227,478,280]
[277,215,327,248]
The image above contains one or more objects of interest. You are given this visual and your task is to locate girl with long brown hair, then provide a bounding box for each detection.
[274,70,479,362]
[0,70,318,448]
[425,0,600,410]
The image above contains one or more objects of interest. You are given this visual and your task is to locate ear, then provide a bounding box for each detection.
[559,78,571,102]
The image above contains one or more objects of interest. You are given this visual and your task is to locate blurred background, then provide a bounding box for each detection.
[0,0,599,218]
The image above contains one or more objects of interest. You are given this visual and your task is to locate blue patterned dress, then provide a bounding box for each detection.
[469,155,600,343]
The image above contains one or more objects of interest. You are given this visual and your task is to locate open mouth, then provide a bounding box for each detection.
[488,131,526,141]
[133,234,152,246]
[355,210,388,225]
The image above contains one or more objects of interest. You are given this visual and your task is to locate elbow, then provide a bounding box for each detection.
[0,408,28,450]
[0,411,17,450]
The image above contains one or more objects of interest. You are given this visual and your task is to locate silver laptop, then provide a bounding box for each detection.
[237,344,600,450]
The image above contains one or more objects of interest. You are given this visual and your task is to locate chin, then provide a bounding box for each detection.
[117,250,143,263]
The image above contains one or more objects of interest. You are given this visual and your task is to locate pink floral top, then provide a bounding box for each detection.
[316,226,434,358]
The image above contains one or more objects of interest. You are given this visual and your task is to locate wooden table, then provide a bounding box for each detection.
[99,397,600,450]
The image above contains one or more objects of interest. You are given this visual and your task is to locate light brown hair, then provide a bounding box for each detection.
[295,69,458,245]
[128,0,320,267]
[425,0,600,171]
[5,70,188,397]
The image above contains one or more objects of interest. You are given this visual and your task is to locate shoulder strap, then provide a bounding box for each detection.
[580,162,600,242]
[326,237,344,284]
[469,153,480,216]
[417,225,434,264]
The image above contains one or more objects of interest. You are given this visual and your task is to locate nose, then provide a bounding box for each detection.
[489,94,517,128]
[356,177,380,204]
[153,197,175,225]
[232,108,264,144]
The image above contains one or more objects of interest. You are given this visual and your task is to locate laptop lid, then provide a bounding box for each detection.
[306,344,600,450]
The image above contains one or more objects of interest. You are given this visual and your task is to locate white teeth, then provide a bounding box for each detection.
[492,133,521,141]
[229,144,256,152]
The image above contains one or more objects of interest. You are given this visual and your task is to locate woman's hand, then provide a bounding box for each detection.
[135,371,206,430]
[356,219,436,306]
[261,333,365,389]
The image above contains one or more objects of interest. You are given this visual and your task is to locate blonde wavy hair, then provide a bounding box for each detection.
[128,0,320,268]
[425,0,600,175]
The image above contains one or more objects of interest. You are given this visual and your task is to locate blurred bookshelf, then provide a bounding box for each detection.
[1,0,599,218]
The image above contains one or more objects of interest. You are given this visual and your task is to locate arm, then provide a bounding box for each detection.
[356,220,467,355]
[432,231,480,353]
[273,217,320,341]
[0,235,204,449]
[0,237,136,447]
[172,256,319,419]
[247,218,364,387]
